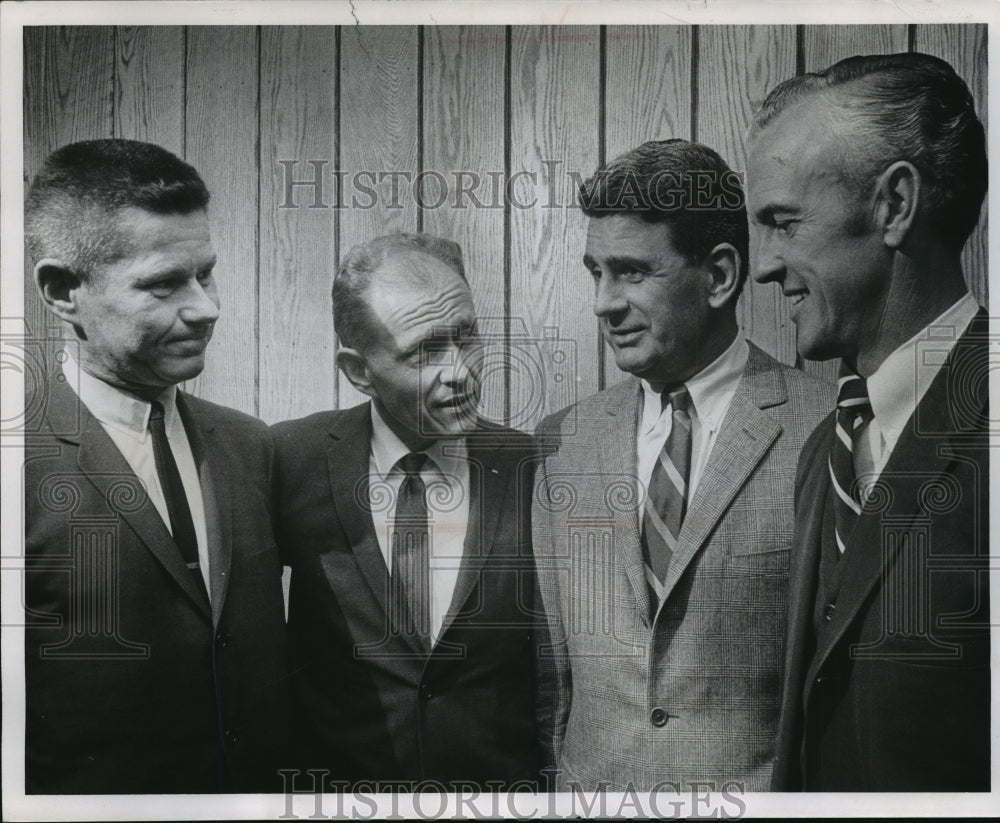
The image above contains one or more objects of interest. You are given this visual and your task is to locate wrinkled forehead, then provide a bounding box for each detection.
[367,250,475,338]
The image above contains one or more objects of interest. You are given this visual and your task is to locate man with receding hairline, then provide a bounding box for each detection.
[747,52,990,791]
[23,138,289,793]
[273,232,539,789]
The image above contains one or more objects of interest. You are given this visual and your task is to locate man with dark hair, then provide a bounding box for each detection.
[272,232,539,789]
[532,139,833,790]
[747,53,990,791]
[24,138,288,793]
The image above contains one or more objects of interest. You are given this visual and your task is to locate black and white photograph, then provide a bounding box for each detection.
[1,0,995,819]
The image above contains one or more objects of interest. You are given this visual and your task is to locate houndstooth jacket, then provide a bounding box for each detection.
[532,342,833,792]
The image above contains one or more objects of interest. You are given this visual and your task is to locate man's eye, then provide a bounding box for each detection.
[774,220,797,236]
[197,268,214,283]
[621,270,647,284]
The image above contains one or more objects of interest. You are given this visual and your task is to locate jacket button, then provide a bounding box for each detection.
[650,707,668,727]
[216,632,229,648]
[224,729,237,746]
[823,604,836,622]
[419,683,433,701]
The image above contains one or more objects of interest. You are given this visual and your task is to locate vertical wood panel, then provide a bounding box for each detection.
[23,27,114,349]
[510,26,601,431]
[259,27,338,424]
[602,26,693,387]
[799,25,910,382]
[913,24,989,306]
[422,27,507,423]
[184,27,259,415]
[115,26,184,154]
[337,26,419,410]
[698,25,798,371]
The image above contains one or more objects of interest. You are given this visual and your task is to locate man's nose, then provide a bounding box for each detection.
[751,233,785,284]
[593,275,628,319]
[182,278,221,324]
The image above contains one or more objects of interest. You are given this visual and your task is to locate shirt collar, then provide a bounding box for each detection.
[866,292,979,445]
[369,403,467,481]
[61,348,179,442]
[640,336,749,434]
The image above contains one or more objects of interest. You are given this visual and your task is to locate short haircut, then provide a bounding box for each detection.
[578,139,749,296]
[333,232,467,351]
[25,139,210,281]
[750,52,987,251]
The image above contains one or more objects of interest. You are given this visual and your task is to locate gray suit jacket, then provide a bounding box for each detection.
[533,343,833,791]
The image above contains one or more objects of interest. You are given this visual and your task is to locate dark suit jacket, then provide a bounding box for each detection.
[772,312,991,791]
[24,374,289,794]
[272,403,539,790]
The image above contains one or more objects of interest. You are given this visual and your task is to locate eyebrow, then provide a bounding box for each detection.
[599,254,658,272]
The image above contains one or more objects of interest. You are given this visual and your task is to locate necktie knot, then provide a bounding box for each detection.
[149,401,166,425]
[836,373,870,410]
[399,452,427,478]
[662,385,691,416]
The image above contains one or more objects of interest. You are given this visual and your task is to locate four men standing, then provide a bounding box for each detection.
[19,49,991,796]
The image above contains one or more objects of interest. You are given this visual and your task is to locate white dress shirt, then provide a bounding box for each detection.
[61,351,212,599]
[855,293,979,502]
[368,404,471,647]
[637,336,750,503]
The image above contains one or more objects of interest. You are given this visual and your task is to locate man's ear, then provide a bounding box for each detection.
[875,160,920,250]
[703,243,742,310]
[34,259,83,325]
[336,346,376,398]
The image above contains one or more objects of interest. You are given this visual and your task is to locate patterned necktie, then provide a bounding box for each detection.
[828,371,873,555]
[641,386,692,601]
[148,401,209,604]
[391,452,431,652]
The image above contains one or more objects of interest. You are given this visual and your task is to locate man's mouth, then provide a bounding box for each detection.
[784,290,807,306]
[608,327,644,343]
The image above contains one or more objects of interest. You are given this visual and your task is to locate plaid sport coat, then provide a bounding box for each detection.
[533,342,833,791]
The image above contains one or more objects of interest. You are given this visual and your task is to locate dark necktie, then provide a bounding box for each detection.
[391,452,431,653]
[829,371,873,555]
[641,386,692,601]
[148,401,209,603]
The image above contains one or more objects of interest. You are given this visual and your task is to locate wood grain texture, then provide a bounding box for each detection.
[115,26,184,154]
[337,26,419,411]
[183,27,259,415]
[602,26,693,387]
[421,26,507,423]
[22,25,114,397]
[509,26,601,431]
[258,27,338,424]
[913,24,989,307]
[699,25,798,373]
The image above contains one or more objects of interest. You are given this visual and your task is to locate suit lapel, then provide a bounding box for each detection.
[657,344,785,605]
[806,315,987,681]
[323,404,417,648]
[177,394,229,626]
[61,377,212,620]
[596,382,652,626]
[792,417,834,711]
[438,438,507,637]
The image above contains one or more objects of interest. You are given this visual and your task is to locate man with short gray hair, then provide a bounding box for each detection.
[273,232,540,789]
[747,52,990,791]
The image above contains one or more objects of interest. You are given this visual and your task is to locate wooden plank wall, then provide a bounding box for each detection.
[22,24,989,427]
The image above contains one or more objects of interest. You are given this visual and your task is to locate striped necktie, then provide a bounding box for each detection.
[829,371,873,555]
[641,386,692,601]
